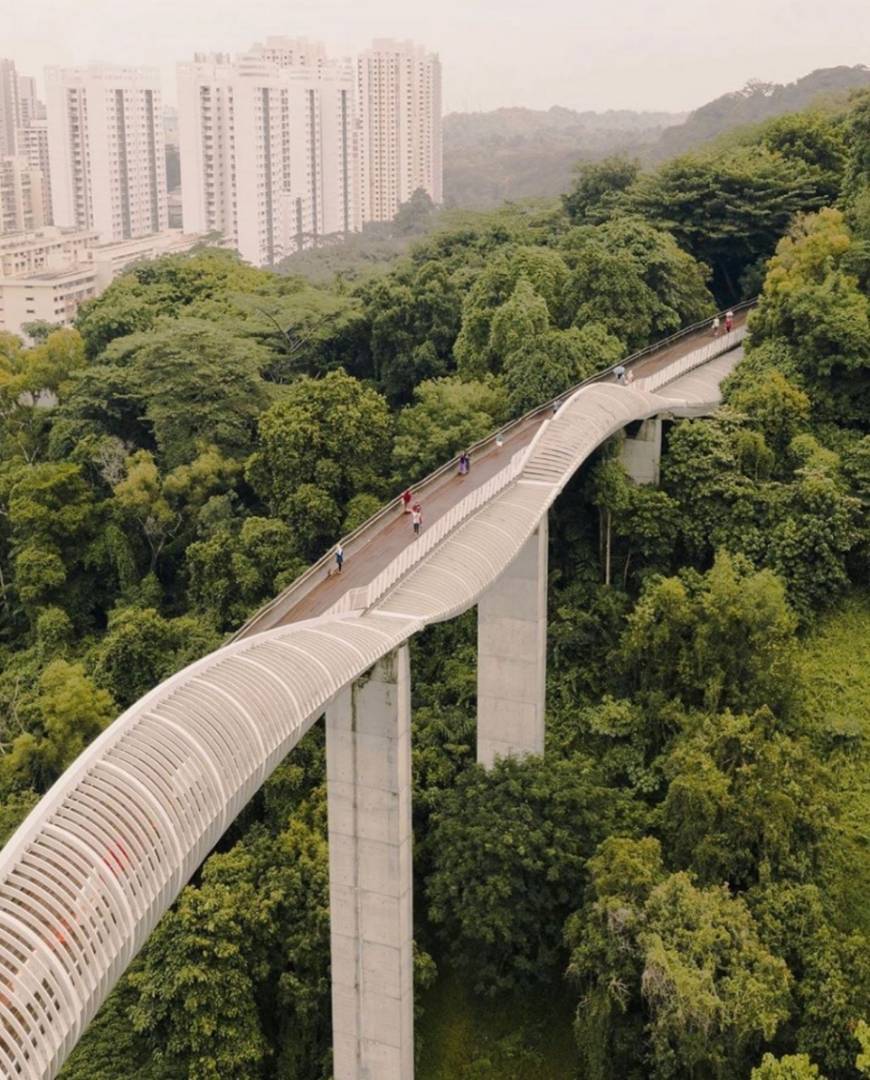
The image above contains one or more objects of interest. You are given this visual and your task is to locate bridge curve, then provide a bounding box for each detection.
[0,324,745,1078]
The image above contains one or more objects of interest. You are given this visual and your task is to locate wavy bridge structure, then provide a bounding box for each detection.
[0,317,748,1078]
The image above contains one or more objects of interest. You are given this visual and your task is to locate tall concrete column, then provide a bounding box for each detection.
[477,518,547,767]
[620,416,662,485]
[326,646,413,1080]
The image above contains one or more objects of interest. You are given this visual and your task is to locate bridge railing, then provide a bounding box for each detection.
[232,299,756,639]
[639,324,748,393]
[330,447,529,614]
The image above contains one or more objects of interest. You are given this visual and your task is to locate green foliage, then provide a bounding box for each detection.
[503,323,623,414]
[748,208,870,426]
[619,551,798,714]
[90,607,220,709]
[426,754,641,994]
[562,156,640,222]
[752,1052,827,1079]
[392,376,507,481]
[567,838,792,1080]
[246,370,391,556]
[629,146,831,298]
[186,517,305,630]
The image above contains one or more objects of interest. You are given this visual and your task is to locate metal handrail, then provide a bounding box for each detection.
[231,298,756,640]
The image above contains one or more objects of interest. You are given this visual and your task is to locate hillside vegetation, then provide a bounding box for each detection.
[0,89,867,1079]
[444,65,870,208]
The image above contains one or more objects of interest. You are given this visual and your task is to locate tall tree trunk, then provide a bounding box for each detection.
[605,509,612,586]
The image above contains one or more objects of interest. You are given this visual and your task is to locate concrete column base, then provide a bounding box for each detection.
[477,518,547,767]
[621,416,662,485]
[326,646,414,1080]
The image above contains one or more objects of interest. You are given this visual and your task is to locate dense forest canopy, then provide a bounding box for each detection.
[441,66,870,209]
[0,89,868,1079]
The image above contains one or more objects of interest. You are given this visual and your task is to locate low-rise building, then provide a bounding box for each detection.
[0,225,208,339]
[0,263,98,336]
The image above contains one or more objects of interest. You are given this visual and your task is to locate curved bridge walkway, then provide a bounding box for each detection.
[0,318,746,1079]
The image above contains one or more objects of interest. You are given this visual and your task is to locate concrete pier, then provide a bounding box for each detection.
[326,646,414,1080]
[477,519,548,767]
[620,416,662,485]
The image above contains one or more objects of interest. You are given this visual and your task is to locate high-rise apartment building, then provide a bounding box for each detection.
[356,39,442,223]
[178,48,359,266]
[45,65,168,243]
[250,37,327,69]
[17,121,52,225]
[0,156,45,233]
[0,59,21,157]
[17,75,46,127]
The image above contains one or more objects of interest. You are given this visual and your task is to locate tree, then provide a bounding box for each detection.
[562,157,640,222]
[748,209,870,427]
[503,323,624,415]
[488,277,550,362]
[392,376,508,481]
[123,320,270,468]
[246,370,391,556]
[761,111,848,202]
[728,370,811,459]
[751,1053,826,1079]
[628,146,829,299]
[566,837,791,1080]
[185,517,304,630]
[426,754,638,994]
[660,708,834,889]
[361,260,462,403]
[90,607,220,709]
[618,551,798,715]
[1,660,114,792]
[453,245,570,376]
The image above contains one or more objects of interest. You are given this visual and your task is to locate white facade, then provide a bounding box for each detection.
[17,120,52,225]
[178,50,359,267]
[0,156,45,233]
[45,65,168,243]
[0,58,20,158]
[0,225,97,277]
[0,263,98,337]
[356,39,442,223]
[249,37,327,69]
[0,225,206,337]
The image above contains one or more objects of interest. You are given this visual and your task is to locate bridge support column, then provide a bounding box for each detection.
[621,416,662,485]
[326,646,414,1080]
[477,518,547,767]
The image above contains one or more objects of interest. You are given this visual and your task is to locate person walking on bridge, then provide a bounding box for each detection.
[411,505,423,536]
[401,488,413,514]
[458,451,470,477]
[711,314,720,336]
[334,544,344,574]
[725,310,734,333]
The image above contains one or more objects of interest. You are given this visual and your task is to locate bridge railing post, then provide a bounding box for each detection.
[326,645,414,1080]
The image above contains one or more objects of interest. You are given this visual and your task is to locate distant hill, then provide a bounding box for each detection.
[444,65,870,208]
[651,65,870,160]
[443,106,682,209]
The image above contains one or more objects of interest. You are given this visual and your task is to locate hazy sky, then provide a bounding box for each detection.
[4,0,869,114]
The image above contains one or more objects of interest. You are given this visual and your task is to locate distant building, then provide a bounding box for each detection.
[0,224,207,338]
[0,58,20,158]
[249,36,327,69]
[0,156,45,233]
[17,75,46,127]
[178,48,359,266]
[17,120,52,225]
[44,65,169,244]
[356,39,442,223]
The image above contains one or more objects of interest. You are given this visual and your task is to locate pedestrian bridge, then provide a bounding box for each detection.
[0,319,747,1078]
